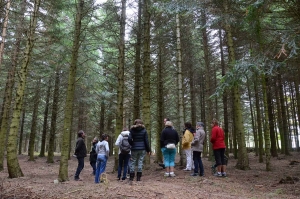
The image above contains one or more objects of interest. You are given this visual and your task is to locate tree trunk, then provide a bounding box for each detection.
[277,74,290,155]
[142,0,152,164]
[114,0,126,171]
[7,0,41,178]
[201,9,213,158]
[133,0,142,120]
[254,78,264,162]
[28,78,42,161]
[47,68,60,163]
[176,13,185,166]
[0,0,11,70]
[219,27,229,156]
[156,45,164,163]
[0,0,26,171]
[58,0,84,182]
[275,77,285,154]
[18,110,26,155]
[266,77,278,157]
[246,77,258,155]
[293,72,300,151]
[39,80,51,157]
[223,0,249,170]
[261,75,271,171]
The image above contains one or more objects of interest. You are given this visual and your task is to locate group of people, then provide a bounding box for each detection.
[73,118,227,183]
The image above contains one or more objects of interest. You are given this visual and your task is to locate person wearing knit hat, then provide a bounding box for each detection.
[190,122,206,176]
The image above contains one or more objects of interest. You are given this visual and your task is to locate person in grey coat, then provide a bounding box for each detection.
[190,122,206,176]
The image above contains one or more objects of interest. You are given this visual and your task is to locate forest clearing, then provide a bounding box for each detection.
[1,152,299,199]
[1,1,300,199]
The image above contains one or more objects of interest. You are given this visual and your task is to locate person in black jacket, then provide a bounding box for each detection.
[89,137,98,175]
[74,130,87,181]
[128,119,151,183]
[160,121,179,177]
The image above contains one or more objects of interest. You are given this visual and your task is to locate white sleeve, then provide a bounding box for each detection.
[115,134,122,146]
[105,141,110,156]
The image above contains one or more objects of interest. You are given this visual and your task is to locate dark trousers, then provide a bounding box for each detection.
[90,161,96,175]
[214,148,226,166]
[118,153,130,179]
[75,157,85,179]
[193,151,204,176]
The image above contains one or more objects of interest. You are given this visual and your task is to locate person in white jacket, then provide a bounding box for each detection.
[115,128,131,180]
[95,134,109,183]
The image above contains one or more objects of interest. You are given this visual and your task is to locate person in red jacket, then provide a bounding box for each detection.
[210,119,227,177]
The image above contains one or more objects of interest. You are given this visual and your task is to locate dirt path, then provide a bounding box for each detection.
[1,152,299,198]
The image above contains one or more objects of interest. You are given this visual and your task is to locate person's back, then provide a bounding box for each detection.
[129,124,150,152]
[128,119,150,183]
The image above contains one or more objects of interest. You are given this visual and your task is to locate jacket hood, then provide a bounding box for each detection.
[130,124,145,130]
[121,130,130,136]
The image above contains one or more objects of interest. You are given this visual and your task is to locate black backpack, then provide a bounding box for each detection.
[120,135,131,154]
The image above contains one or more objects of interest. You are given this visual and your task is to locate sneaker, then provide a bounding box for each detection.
[190,173,198,176]
[74,178,82,181]
[164,173,170,177]
[169,173,176,177]
[222,172,227,177]
[199,173,205,177]
[214,172,222,177]
[183,168,191,171]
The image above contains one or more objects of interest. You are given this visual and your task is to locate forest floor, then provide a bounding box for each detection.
[0,152,300,199]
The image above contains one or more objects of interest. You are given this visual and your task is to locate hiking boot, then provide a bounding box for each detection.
[129,172,135,185]
[169,172,176,177]
[190,173,198,176]
[214,172,222,177]
[137,172,142,181]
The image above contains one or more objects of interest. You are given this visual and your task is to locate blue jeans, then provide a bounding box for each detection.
[95,154,107,183]
[193,151,204,175]
[130,150,146,172]
[118,153,130,179]
[74,157,84,180]
[162,147,176,167]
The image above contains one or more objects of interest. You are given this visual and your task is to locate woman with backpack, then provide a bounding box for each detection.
[115,128,131,180]
[128,119,151,183]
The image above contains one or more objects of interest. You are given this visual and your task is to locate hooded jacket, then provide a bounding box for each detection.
[115,130,131,154]
[96,140,110,157]
[75,137,87,158]
[191,127,206,152]
[128,124,150,152]
[182,129,193,150]
[210,125,226,150]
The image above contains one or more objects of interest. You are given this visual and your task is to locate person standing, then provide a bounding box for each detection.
[115,128,131,180]
[128,119,151,183]
[182,122,194,171]
[95,134,110,183]
[160,121,179,177]
[89,137,98,175]
[74,130,87,181]
[210,119,227,177]
[190,122,205,176]
[158,118,170,169]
